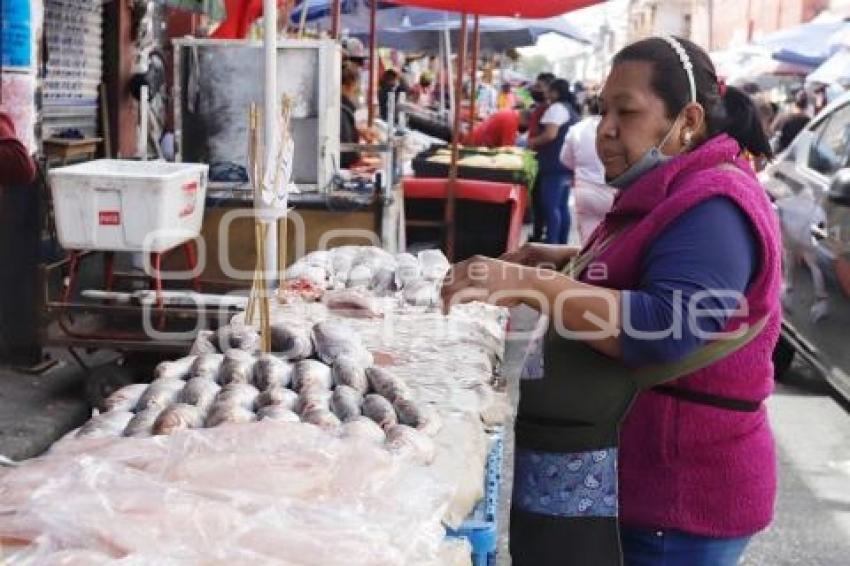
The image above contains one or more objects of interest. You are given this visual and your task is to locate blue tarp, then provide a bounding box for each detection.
[756,19,850,67]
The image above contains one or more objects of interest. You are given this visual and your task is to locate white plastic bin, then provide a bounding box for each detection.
[49,160,209,253]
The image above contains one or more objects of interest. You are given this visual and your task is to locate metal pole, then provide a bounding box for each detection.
[467,15,480,137]
[263,0,278,287]
[331,0,341,39]
[368,0,377,127]
[445,28,455,125]
[445,13,468,262]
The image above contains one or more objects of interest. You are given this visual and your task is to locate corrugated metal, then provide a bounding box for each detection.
[43,0,103,138]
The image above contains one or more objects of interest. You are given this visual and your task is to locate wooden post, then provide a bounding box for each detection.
[467,15,481,137]
[445,13,468,262]
[331,0,341,39]
[367,0,378,127]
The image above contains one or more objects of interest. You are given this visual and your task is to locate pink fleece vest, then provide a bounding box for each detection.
[580,135,782,537]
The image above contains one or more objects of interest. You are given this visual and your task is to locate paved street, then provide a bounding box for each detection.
[743,361,850,566]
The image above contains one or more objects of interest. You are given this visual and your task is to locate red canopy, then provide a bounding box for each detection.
[384,0,600,18]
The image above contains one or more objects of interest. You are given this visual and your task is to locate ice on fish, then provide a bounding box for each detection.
[330,385,363,422]
[311,321,373,367]
[331,355,369,394]
[123,407,161,437]
[214,326,260,353]
[321,289,383,318]
[365,367,411,403]
[346,263,374,288]
[205,403,257,427]
[101,384,147,413]
[77,411,134,439]
[394,397,443,437]
[395,253,422,288]
[339,416,386,444]
[370,265,396,295]
[257,405,301,423]
[219,349,256,385]
[362,394,398,429]
[292,360,333,391]
[269,323,314,360]
[178,377,222,412]
[190,330,219,355]
[418,250,450,282]
[152,403,204,435]
[402,279,440,308]
[153,355,197,381]
[302,408,341,431]
[256,385,299,411]
[215,382,260,411]
[253,354,294,390]
[385,424,436,465]
[285,262,329,288]
[190,353,225,381]
[135,377,185,412]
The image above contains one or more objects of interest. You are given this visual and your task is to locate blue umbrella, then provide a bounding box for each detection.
[756,19,850,67]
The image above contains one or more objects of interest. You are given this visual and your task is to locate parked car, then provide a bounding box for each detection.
[760,91,850,402]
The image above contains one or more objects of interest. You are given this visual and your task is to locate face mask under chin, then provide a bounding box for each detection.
[607,118,681,190]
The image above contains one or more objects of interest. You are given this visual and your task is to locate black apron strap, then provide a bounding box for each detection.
[651,384,762,412]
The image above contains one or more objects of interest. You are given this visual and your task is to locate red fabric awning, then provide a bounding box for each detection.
[384,0,601,18]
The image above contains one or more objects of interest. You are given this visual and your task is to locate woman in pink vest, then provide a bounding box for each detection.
[442,36,780,566]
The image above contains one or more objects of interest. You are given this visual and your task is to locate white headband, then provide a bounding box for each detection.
[661,36,696,104]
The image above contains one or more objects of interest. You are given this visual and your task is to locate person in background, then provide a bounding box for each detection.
[771,90,811,153]
[468,108,531,148]
[560,95,616,243]
[813,84,828,115]
[340,63,364,169]
[378,68,403,122]
[527,78,578,244]
[528,72,556,242]
[477,67,499,118]
[0,112,37,188]
[341,37,368,70]
[410,71,435,108]
[498,82,517,111]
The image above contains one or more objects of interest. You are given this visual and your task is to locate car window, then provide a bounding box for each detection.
[808,104,850,176]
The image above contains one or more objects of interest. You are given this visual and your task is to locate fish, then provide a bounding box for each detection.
[395,253,422,288]
[402,279,439,308]
[321,289,383,318]
[385,424,436,465]
[394,397,443,437]
[101,383,147,413]
[123,407,162,437]
[301,408,341,431]
[134,377,185,412]
[189,353,225,381]
[269,323,314,360]
[362,394,398,429]
[330,385,363,422]
[370,265,397,294]
[346,263,374,288]
[331,247,357,275]
[292,360,333,391]
[418,250,450,282]
[205,403,257,427]
[178,377,222,412]
[295,385,332,415]
[218,349,256,385]
[76,411,134,439]
[339,416,386,444]
[215,382,260,411]
[285,262,329,288]
[215,326,261,353]
[365,367,411,403]
[253,354,294,390]
[190,330,220,355]
[311,321,373,367]
[153,355,197,381]
[303,250,332,268]
[257,405,301,423]
[256,385,299,411]
[331,355,369,394]
[152,403,204,435]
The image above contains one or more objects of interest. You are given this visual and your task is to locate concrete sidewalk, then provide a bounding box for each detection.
[0,352,92,462]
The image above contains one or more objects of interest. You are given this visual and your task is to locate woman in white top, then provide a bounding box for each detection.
[560,95,618,244]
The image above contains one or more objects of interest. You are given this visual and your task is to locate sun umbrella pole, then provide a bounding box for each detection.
[331,0,341,39]
[368,0,378,127]
[445,12,468,262]
[468,15,480,136]
[263,0,279,289]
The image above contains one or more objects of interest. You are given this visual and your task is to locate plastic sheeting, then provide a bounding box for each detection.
[0,421,473,565]
[384,0,601,19]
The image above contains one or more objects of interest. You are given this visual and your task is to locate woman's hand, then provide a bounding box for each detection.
[500,243,580,270]
[441,255,531,314]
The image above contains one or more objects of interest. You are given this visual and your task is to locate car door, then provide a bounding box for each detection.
[780,102,850,400]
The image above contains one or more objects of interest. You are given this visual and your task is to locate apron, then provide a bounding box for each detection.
[510,236,767,566]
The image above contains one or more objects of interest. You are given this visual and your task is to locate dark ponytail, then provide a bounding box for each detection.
[613,36,774,160]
